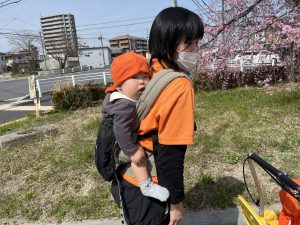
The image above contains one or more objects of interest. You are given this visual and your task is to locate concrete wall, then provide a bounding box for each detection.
[39,58,60,70]
[39,56,79,70]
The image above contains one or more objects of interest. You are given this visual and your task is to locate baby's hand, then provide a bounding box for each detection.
[129,145,146,165]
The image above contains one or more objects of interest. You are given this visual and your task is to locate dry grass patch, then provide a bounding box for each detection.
[0,106,119,224]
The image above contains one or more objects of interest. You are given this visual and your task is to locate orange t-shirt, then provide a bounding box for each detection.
[138,59,195,150]
[122,59,195,185]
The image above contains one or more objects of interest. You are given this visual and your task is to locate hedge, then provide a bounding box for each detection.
[51,82,106,111]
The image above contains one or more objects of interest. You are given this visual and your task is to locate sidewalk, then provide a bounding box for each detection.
[50,203,282,225]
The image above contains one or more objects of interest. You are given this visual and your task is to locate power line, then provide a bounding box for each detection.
[0,15,153,34]
[0,0,22,8]
[198,0,217,14]
[77,27,149,36]
[0,0,14,5]
[77,20,153,32]
[0,28,38,32]
[0,0,32,30]
[192,0,211,18]
[76,16,154,27]
[0,31,39,38]
[13,17,39,28]
[198,0,211,10]
[0,14,153,48]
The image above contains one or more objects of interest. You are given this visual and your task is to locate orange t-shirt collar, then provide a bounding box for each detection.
[151,58,167,76]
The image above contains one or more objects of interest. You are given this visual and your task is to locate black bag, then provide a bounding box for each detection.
[95,115,118,181]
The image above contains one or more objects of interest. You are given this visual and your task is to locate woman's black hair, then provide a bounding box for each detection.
[148,7,204,70]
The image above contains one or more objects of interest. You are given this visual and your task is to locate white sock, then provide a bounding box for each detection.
[139,178,170,202]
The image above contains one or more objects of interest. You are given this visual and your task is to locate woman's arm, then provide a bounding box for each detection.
[152,134,187,204]
[153,137,186,225]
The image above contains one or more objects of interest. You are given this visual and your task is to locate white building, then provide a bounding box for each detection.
[0,52,6,73]
[78,47,111,68]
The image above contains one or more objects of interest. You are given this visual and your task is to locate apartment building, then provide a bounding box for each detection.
[109,35,148,57]
[40,14,78,56]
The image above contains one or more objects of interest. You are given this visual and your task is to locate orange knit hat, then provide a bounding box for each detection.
[105,52,151,93]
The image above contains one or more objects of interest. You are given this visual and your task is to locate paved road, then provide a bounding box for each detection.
[0,68,110,103]
[0,77,29,102]
[0,68,109,125]
[0,95,53,124]
[20,202,282,225]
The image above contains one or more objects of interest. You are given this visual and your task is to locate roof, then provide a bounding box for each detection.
[40,13,74,19]
[5,51,31,57]
[110,35,147,41]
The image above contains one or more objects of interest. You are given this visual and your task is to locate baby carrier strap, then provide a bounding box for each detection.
[136,69,189,122]
[123,69,189,179]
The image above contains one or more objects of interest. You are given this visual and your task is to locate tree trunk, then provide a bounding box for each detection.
[288,42,295,82]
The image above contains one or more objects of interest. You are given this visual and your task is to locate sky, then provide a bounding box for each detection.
[0,0,205,53]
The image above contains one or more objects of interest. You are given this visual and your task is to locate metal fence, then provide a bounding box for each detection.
[36,72,112,97]
[37,66,94,76]
[208,59,281,72]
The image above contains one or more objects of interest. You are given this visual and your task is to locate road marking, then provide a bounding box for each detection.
[6,105,53,111]
[2,94,30,103]
[0,99,53,111]
[0,103,53,111]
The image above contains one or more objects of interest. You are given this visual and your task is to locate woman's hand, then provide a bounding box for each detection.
[168,202,183,225]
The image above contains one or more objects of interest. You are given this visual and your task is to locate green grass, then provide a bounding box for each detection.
[0,83,300,224]
[184,83,300,210]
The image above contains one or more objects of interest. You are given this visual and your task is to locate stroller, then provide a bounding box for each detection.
[238,153,300,225]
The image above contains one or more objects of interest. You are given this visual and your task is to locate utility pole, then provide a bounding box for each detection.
[39,31,48,72]
[173,0,178,7]
[99,33,106,67]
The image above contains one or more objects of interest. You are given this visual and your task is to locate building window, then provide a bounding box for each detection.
[0,56,3,61]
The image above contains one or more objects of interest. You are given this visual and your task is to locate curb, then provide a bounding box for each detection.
[0,125,58,149]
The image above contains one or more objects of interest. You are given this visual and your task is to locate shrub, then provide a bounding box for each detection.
[193,65,287,91]
[51,82,106,111]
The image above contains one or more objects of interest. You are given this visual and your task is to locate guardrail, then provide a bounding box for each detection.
[38,66,94,76]
[36,72,112,97]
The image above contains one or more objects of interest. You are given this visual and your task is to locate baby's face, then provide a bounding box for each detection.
[120,73,150,100]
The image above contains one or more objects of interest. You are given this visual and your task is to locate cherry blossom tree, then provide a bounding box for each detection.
[196,0,300,87]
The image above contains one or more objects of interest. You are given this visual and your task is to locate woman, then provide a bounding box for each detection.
[112,6,204,225]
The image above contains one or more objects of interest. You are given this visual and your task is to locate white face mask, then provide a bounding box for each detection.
[176,51,199,73]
